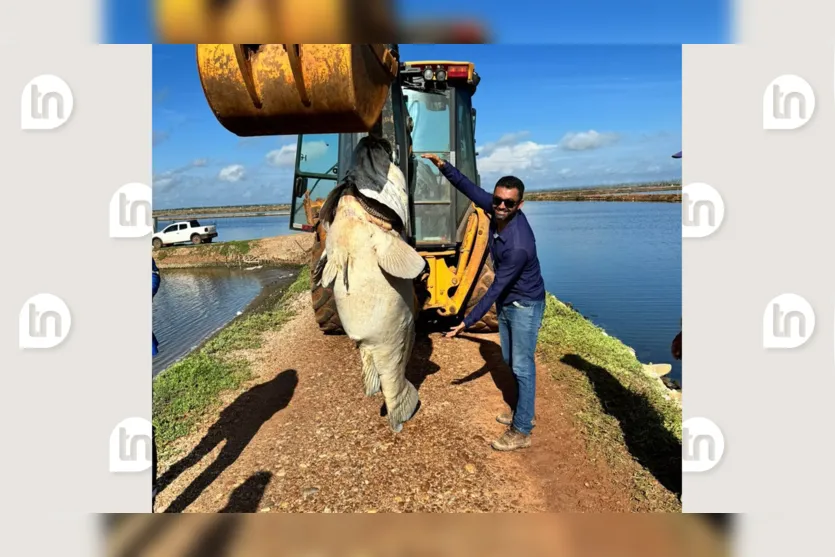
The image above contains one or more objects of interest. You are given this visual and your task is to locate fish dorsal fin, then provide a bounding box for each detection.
[373,229,426,279]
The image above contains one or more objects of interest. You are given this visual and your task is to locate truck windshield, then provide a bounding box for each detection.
[404,88,451,154]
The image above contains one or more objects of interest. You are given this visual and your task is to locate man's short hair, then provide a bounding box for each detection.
[495,176,525,199]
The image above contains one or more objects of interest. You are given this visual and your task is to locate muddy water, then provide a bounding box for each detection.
[152,266,298,377]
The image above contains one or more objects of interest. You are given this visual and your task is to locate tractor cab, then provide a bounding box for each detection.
[290,60,482,251]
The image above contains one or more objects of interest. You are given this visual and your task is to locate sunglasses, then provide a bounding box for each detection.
[492,195,519,209]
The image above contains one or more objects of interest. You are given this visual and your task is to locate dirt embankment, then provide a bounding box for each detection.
[153,272,682,514]
[153,234,314,269]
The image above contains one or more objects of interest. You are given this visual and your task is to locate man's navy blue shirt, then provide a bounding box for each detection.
[439,162,546,328]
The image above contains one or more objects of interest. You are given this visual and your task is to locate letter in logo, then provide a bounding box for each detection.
[20,74,74,130]
[762,74,815,130]
[682,417,725,473]
[682,182,725,238]
[19,293,72,349]
[109,183,153,238]
[763,293,815,349]
[109,417,153,473]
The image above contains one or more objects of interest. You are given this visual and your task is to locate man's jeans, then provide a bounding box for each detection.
[497,298,546,435]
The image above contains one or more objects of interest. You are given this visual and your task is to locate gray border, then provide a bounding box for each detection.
[1,43,152,513]
[682,42,835,512]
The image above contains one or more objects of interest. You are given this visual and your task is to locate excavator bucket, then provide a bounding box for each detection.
[196,44,399,137]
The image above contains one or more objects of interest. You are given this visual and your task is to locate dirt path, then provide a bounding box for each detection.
[153,293,653,513]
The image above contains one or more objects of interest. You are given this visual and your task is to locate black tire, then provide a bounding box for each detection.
[191,234,202,245]
[152,238,162,249]
[464,253,499,333]
[311,224,344,334]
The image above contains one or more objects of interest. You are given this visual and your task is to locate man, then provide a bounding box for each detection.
[421,153,546,451]
[671,150,682,360]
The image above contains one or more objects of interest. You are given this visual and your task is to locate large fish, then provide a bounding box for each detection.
[314,136,427,432]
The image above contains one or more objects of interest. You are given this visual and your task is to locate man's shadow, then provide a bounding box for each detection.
[561,354,682,497]
[449,334,517,410]
[219,470,273,513]
[156,369,298,513]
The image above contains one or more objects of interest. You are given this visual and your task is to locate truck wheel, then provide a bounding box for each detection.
[464,253,499,333]
[191,234,202,245]
[152,238,162,249]
[310,224,344,335]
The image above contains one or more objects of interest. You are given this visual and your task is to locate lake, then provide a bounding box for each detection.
[153,201,682,383]
[151,266,298,377]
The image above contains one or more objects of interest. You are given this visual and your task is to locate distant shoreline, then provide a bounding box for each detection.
[153,182,683,217]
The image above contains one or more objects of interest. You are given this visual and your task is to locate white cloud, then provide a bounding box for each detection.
[218,164,245,182]
[472,130,679,190]
[558,130,619,151]
[192,158,208,167]
[266,144,297,167]
[153,172,178,191]
[477,131,531,155]
[265,139,329,168]
[477,141,559,175]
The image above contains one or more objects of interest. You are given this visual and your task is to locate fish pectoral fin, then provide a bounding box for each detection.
[359,345,381,396]
[320,257,339,288]
[374,233,426,280]
[312,251,328,284]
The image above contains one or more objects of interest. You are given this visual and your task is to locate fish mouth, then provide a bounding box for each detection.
[346,183,404,234]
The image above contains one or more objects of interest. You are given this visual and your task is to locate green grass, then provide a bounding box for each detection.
[216,240,253,256]
[537,293,682,511]
[152,266,310,460]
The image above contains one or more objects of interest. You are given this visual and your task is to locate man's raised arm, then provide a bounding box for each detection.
[421,154,493,213]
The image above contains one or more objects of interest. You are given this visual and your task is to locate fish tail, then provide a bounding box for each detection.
[374,329,420,432]
[386,380,419,432]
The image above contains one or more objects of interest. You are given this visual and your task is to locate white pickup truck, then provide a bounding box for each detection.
[152,220,218,249]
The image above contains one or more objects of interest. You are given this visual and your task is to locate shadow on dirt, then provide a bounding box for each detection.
[219,470,273,513]
[450,334,517,410]
[560,354,682,498]
[156,369,298,513]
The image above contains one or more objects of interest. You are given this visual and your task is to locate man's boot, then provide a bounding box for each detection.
[491,427,531,451]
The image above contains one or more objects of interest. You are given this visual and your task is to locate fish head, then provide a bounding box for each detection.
[346,136,410,233]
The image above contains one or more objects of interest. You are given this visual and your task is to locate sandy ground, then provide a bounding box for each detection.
[152,287,664,514]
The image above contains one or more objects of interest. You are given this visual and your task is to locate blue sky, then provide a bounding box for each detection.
[153,44,682,208]
[106,0,731,44]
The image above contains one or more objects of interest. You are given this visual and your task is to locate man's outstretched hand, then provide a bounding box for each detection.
[421,153,444,168]
[445,322,466,338]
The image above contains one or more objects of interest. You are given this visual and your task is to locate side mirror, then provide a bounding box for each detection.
[293,176,308,199]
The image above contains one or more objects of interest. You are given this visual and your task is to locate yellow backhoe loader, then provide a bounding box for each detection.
[196,44,498,333]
